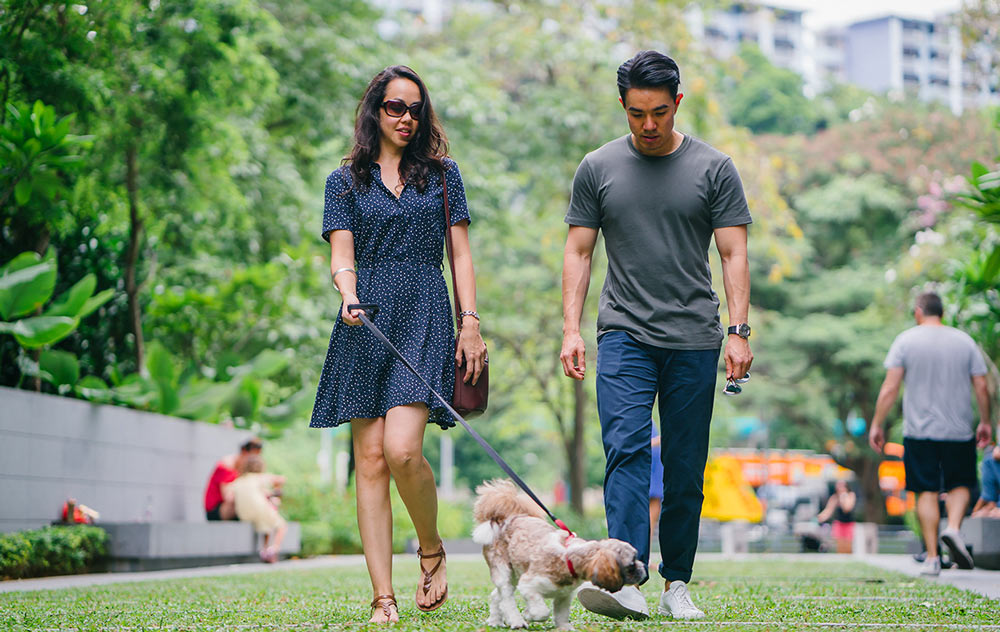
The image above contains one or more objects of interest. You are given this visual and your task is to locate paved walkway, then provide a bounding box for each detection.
[864,553,1000,599]
[3,553,998,600]
[701,553,1000,600]
[0,554,370,594]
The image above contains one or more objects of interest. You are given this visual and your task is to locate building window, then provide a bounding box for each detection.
[903,47,920,59]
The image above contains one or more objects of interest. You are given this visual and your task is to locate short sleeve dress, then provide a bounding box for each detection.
[310,158,470,429]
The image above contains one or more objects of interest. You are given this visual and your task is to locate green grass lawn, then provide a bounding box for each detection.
[2,558,998,631]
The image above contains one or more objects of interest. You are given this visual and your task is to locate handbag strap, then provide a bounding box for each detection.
[441,168,463,330]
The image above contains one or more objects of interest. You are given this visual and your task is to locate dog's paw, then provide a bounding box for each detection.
[486,614,504,627]
[506,614,528,629]
[524,606,550,622]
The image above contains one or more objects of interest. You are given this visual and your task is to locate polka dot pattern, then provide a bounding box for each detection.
[310,158,471,430]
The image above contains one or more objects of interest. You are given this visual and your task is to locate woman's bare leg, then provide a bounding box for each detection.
[383,404,446,609]
[352,417,398,623]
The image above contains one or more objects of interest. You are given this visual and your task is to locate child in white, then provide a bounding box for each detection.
[230,454,287,563]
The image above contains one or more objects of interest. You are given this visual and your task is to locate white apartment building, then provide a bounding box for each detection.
[685,3,809,78]
[687,3,997,114]
[844,15,998,115]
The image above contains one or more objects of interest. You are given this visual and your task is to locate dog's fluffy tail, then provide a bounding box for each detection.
[471,521,498,546]
[473,479,546,525]
[472,479,545,546]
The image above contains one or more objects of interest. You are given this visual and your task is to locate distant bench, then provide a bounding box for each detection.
[960,517,1000,570]
[98,522,301,572]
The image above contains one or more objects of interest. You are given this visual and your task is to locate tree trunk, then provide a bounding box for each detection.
[124,141,145,370]
[568,379,587,515]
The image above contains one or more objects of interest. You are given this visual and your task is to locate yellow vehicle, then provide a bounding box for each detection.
[702,455,764,523]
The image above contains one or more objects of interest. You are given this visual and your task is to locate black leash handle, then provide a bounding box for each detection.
[347,303,571,533]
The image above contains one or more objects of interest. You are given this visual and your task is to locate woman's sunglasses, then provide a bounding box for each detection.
[382,99,422,119]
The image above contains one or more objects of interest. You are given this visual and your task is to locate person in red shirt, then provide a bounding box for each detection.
[205,438,262,520]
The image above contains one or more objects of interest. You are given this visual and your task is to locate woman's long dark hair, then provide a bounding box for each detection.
[345,65,448,193]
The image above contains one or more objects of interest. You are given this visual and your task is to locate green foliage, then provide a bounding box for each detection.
[91,343,310,427]
[961,160,1000,225]
[0,525,108,579]
[0,249,112,349]
[0,531,31,579]
[942,110,1000,364]
[0,250,57,321]
[723,44,818,135]
[0,100,92,221]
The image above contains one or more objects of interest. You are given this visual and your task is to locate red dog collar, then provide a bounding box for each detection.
[555,519,578,579]
[563,531,578,579]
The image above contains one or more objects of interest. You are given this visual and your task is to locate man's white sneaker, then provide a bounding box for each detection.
[658,581,705,620]
[920,556,941,576]
[940,528,974,570]
[576,583,649,620]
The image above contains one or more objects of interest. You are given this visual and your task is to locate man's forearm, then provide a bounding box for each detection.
[562,252,591,334]
[720,254,750,326]
[974,380,991,427]
[871,385,899,429]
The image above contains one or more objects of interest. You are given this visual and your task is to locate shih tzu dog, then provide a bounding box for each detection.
[472,479,648,630]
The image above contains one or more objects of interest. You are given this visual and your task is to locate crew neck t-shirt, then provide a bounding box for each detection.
[204,461,239,511]
[565,134,752,349]
[884,325,987,441]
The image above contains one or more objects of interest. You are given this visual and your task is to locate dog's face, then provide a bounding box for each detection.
[581,539,647,593]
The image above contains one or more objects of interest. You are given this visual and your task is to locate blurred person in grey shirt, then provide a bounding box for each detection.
[869,291,991,575]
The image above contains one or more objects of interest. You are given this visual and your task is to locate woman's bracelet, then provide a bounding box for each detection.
[332,267,356,293]
[459,310,480,321]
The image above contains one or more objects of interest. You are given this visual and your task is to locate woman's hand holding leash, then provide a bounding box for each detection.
[341,295,365,326]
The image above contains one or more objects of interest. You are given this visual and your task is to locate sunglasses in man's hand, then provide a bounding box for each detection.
[723,372,751,396]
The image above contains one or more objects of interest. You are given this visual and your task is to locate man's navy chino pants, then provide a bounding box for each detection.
[596,330,719,584]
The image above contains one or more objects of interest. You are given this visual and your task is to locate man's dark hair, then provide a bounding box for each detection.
[915,292,944,317]
[617,50,681,102]
[240,438,263,452]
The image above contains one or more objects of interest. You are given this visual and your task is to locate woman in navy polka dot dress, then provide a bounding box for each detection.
[310,65,486,624]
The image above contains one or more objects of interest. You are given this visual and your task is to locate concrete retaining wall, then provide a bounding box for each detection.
[100,522,302,571]
[0,386,252,533]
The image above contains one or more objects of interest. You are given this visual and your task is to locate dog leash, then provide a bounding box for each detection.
[348,303,575,537]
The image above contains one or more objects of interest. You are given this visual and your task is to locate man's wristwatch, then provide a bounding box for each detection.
[727,323,751,339]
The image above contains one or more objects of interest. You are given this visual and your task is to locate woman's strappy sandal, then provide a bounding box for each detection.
[369,594,397,623]
[416,545,448,612]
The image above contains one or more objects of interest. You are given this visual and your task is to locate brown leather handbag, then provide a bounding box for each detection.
[442,170,489,417]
